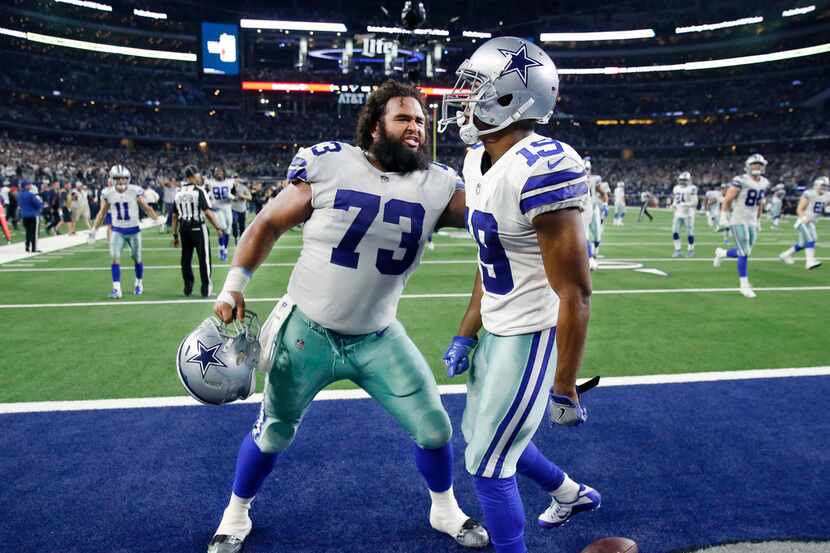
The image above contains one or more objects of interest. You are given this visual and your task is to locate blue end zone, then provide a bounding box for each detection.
[1,376,829,552]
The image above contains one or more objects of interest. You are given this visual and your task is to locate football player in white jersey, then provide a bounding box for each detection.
[583,159,607,270]
[671,171,698,257]
[205,167,234,261]
[87,165,159,298]
[438,36,599,553]
[766,183,786,229]
[208,81,488,553]
[713,154,770,298]
[612,181,626,226]
[779,176,828,269]
[704,185,726,229]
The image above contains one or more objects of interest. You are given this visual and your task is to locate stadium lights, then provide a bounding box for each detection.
[366,25,449,36]
[240,19,347,32]
[54,0,112,11]
[133,9,167,20]
[782,5,815,16]
[0,27,27,39]
[540,29,655,42]
[26,32,197,61]
[675,16,763,34]
[463,31,492,38]
[557,42,830,74]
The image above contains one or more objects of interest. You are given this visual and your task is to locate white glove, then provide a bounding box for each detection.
[549,393,587,426]
[87,231,97,245]
[717,213,729,230]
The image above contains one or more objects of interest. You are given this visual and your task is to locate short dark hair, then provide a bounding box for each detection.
[355,80,429,151]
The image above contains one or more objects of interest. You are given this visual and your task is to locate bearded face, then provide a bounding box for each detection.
[369,97,430,174]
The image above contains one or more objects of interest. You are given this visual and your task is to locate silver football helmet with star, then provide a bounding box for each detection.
[176,311,261,405]
[438,36,559,145]
[744,153,767,176]
[678,171,692,183]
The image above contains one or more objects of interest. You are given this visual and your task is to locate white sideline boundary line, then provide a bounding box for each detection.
[2,286,830,309]
[1,366,828,414]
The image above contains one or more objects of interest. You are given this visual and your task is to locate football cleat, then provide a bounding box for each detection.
[672,249,682,258]
[739,282,757,298]
[207,534,245,553]
[713,247,727,268]
[538,484,601,528]
[686,250,695,258]
[108,288,122,299]
[588,257,599,271]
[779,251,794,265]
[134,284,143,296]
[451,519,490,549]
[806,259,822,270]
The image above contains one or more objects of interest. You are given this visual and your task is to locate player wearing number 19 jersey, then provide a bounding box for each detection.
[439,37,599,553]
[207,81,488,553]
[713,154,770,298]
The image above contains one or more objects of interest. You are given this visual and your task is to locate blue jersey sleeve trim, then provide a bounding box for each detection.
[520,182,588,215]
[521,170,585,195]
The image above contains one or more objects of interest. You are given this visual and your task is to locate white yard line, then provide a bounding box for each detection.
[2,286,829,309]
[1,366,827,414]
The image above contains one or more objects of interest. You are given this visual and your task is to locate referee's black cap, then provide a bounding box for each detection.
[183,165,200,179]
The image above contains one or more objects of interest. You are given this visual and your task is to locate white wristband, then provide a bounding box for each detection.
[217,290,237,309]
[222,267,252,293]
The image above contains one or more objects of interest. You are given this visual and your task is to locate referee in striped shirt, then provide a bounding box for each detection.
[172,165,224,297]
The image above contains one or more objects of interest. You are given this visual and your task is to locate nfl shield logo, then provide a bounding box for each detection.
[295,339,305,350]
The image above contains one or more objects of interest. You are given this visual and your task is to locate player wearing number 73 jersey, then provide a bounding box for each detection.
[206,81,488,553]
[438,36,599,553]
[713,154,770,298]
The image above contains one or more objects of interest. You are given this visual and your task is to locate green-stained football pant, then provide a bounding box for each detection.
[253,306,451,454]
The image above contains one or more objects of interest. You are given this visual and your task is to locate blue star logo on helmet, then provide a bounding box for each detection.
[497,43,543,87]
[187,340,227,378]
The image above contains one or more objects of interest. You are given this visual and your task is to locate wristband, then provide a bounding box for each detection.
[222,266,251,293]
[216,290,237,309]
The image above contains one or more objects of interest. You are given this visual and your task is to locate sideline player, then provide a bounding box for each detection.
[612,181,625,226]
[671,171,698,257]
[438,36,600,553]
[88,165,159,298]
[767,183,786,229]
[704,184,725,229]
[779,176,828,269]
[584,160,606,269]
[207,81,488,553]
[205,166,234,261]
[714,154,770,298]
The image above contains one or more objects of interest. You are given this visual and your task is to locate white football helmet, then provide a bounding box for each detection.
[814,176,828,191]
[744,154,767,176]
[617,181,624,188]
[678,171,692,183]
[109,164,130,191]
[438,36,559,145]
[176,311,261,405]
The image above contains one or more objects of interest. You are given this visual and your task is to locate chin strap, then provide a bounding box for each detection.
[459,98,537,145]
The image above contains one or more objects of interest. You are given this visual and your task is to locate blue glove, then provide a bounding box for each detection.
[549,392,588,426]
[442,336,478,377]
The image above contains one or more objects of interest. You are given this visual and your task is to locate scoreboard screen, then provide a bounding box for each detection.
[201,22,239,75]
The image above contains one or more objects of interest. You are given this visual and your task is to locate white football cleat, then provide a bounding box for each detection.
[779,251,794,265]
[739,282,757,298]
[713,247,727,268]
[806,259,822,270]
[588,257,599,271]
[538,484,602,528]
[108,288,122,299]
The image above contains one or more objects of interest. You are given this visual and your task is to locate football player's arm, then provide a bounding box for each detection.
[534,207,591,402]
[443,270,483,377]
[722,186,739,213]
[436,189,466,229]
[457,270,483,338]
[89,199,109,235]
[136,196,159,220]
[214,182,313,323]
[796,196,809,221]
[171,212,179,247]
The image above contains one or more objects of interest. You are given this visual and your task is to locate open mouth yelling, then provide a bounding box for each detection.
[403,135,421,149]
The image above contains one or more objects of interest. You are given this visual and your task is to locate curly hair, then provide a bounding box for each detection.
[355,80,429,151]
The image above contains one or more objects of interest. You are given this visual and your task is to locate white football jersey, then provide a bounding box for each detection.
[672,184,698,217]
[801,189,830,223]
[705,190,723,208]
[206,178,235,206]
[614,186,625,205]
[102,185,143,233]
[587,174,604,208]
[728,174,769,225]
[286,142,460,334]
[463,133,587,336]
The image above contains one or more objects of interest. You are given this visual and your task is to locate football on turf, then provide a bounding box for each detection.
[580,537,638,553]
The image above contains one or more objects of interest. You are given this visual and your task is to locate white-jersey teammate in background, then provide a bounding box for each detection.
[205,167,234,261]
[714,154,770,298]
[766,183,786,229]
[671,171,698,257]
[779,176,828,269]
[88,165,159,298]
[612,181,626,226]
[583,159,607,270]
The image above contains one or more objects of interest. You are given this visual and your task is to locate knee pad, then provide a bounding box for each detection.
[672,232,680,240]
[254,417,298,454]
[414,408,452,450]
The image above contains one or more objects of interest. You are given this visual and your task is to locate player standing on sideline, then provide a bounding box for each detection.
[704,184,725,229]
[638,189,654,222]
[767,183,786,229]
[205,167,234,261]
[231,179,252,244]
[599,181,610,224]
[87,165,160,299]
[671,171,698,257]
[713,154,770,298]
[205,81,488,553]
[612,181,626,226]
[779,176,828,269]
[438,36,600,553]
[583,160,606,269]
[173,165,224,297]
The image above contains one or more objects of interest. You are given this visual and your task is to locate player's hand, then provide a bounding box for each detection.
[214,291,245,324]
[549,389,587,426]
[717,213,729,231]
[172,236,179,248]
[87,231,96,245]
[442,336,477,377]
